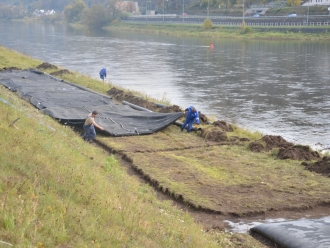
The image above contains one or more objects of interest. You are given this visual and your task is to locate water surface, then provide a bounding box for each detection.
[0,21,329,151]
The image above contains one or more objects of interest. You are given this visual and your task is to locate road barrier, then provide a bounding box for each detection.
[124,17,330,27]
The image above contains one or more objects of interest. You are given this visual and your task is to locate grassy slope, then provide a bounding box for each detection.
[0,46,265,247]
[105,22,330,40]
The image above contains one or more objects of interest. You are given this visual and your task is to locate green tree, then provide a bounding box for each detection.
[83,4,110,28]
[0,6,14,20]
[64,0,86,23]
[202,18,213,29]
[0,5,26,19]
[103,0,121,20]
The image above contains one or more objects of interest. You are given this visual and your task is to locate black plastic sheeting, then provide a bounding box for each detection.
[250,217,330,248]
[0,69,183,136]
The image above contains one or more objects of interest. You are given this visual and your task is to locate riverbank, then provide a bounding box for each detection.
[0,45,267,247]
[2,45,330,247]
[105,22,330,40]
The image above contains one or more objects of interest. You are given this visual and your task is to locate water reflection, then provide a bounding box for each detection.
[0,21,329,151]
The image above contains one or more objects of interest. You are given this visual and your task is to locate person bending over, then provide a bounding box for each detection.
[181,106,200,132]
[83,110,104,141]
[99,68,107,82]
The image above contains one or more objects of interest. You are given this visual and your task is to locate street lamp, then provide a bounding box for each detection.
[163,0,165,23]
[207,0,209,18]
[183,0,185,23]
[242,0,245,23]
[307,3,310,25]
[146,0,147,23]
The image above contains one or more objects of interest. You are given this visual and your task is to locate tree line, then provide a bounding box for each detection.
[0,0,121,28]
[0,0,304,25]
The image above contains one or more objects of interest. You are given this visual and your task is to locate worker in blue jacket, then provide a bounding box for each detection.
[99,68,107,82]
[181,106,200,132]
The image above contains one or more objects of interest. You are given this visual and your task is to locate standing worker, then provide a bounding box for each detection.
[83,110,104,142]
[99,68,107,82]
[181,106,200,132]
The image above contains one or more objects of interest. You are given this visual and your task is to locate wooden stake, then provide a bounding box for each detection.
[9,117,20,130]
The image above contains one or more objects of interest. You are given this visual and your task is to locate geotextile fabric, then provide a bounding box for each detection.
[250,217,330,248]
[0,69,183,136]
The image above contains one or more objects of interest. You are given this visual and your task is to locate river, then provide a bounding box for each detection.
[0,21,329,152]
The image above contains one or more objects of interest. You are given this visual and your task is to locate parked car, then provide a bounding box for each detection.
[252,13,260,18]
[287,13,297,17]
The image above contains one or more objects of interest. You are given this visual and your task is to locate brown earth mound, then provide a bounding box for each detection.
[277,145,320,161]
[158,105,183,113]
[263,135,293,150]
[249,135,293,153]
[107,87,158,111]
[249,136,319,161]
[302,156,330,176]
[201,127,228,142]
[249,142,265,152]
[36,62,58,70]
[213,120,234,132]
[50,69,72,76]
[0,67,20,71]
[199,112,208,124]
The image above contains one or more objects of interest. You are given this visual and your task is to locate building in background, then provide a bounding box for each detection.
[115,1,140,14]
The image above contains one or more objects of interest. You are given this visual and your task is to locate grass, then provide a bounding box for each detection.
[116,141,330,214]
[0,45,267,247]
[97,121,330,216]
[105,22,330,40]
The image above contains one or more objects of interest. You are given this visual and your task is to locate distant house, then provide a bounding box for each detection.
[302,0,330,6]
[45,10,56,15]
[32,9,56,16]
[115,1,140,14]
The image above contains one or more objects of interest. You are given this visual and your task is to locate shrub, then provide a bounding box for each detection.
[202,18,213,30]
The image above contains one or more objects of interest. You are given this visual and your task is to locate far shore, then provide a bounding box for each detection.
[104,22,330,40]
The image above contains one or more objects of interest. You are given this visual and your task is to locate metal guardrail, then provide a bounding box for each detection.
[124,19,330,27]
[125,15,330,27]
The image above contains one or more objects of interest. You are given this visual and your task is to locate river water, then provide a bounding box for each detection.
[0,21,329,151]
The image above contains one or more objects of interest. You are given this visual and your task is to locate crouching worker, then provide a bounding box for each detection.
[83,110,104,141]
[181,106,200,132]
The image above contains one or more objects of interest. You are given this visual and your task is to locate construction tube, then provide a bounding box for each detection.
[122,100,153,112]
[174,121,202,132]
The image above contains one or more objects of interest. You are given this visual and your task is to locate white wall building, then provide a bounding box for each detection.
[302,0,330,6]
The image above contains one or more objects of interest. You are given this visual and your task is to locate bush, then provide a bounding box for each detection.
[202,18,213,30]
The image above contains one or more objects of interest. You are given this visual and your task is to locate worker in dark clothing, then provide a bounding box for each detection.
[83,110,104,141]
[99,68,107,82]
[181,106,200,132]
